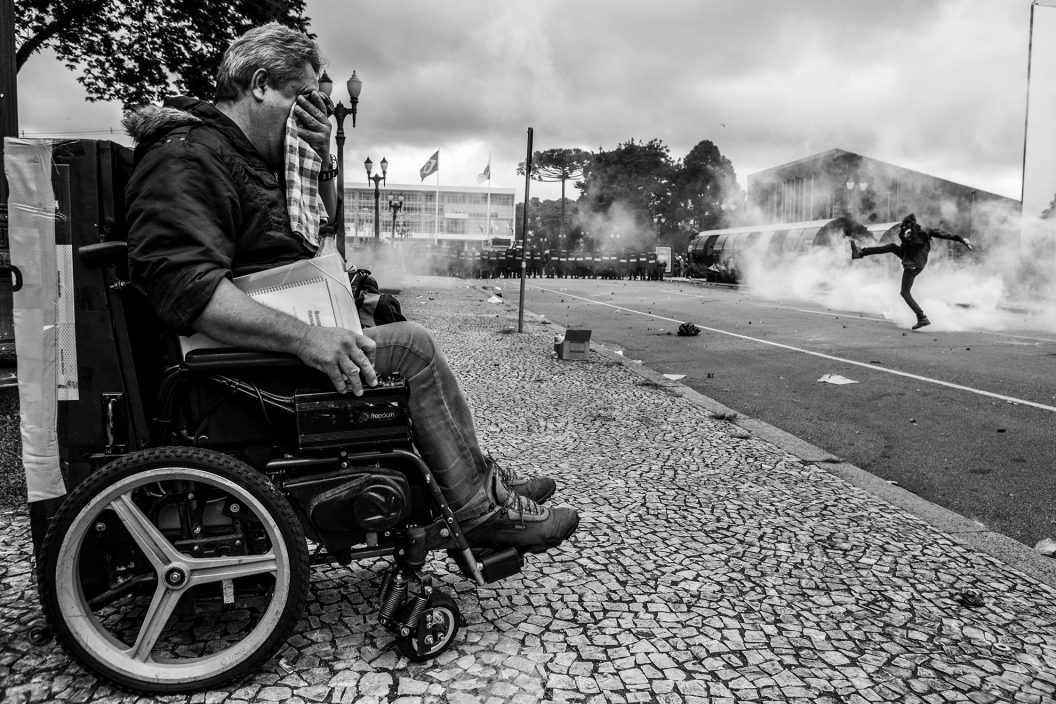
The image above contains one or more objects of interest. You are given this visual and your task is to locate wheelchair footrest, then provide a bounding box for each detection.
[479,547,524,584]
[449,547,524,584]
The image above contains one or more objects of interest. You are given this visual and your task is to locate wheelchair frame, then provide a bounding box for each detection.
[11,139,523,693]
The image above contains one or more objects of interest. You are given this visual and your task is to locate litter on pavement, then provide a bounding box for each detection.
[817,374,858,385]
[1035,538,1056,557]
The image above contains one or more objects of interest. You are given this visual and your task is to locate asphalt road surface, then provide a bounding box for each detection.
[503,276,1056,550]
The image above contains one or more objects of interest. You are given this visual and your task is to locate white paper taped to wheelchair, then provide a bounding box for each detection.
[4,138,68,501]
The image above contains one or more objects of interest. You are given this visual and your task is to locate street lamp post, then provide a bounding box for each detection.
[388,195,404,242]
[318,70,362,256]
[844,178,868,218]
[653,214,665,245]
[364,156,388,241]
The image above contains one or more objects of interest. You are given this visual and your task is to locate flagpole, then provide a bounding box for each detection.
[434,150,440,245]
[486,151,492,242]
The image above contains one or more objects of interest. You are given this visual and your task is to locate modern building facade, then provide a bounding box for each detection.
[746,149,1019,243]
[342,183,516,247]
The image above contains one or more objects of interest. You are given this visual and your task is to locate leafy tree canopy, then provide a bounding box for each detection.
[581,138,675,226]
[15,0,311,108]
[1042,193,1056,220]
[517,147,592,185]
[517,147,593,237]
[517,197,584,249]
[671,139,741,231]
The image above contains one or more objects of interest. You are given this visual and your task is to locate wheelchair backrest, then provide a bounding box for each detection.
[7,138,156,517]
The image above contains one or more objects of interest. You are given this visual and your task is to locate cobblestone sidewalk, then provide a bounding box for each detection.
[2,277,1055,704]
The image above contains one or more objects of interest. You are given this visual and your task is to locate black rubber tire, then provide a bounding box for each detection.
[395,589,460,662]
[37,446,310,693]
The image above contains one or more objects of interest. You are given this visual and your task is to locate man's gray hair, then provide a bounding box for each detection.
[214,22,323,102]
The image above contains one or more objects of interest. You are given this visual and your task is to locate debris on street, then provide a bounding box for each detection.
[817,374,858,385]
[1035,538,1056,557]
[677,322,701,336]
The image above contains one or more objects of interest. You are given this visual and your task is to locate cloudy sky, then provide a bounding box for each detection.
[14,0,1056,210]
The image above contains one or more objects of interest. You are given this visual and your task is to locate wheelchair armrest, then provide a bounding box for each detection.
[78,240,128,265]
[183,348,305,372]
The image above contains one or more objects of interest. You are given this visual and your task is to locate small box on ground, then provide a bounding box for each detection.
[554,329,592,360]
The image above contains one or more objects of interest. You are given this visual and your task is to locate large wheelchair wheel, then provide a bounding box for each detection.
[37,446,310,693]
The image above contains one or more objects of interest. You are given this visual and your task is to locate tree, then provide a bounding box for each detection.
[517,148,592,240]
[580,138,675,236]
[1042,193,1056,220]
[671,139,740,232]
[14,0,310,108]
[515,197,582,250]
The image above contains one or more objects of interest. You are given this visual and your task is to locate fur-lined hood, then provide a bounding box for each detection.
[122,104,202,145]
[122,96,258,166]
[122,96,214,146]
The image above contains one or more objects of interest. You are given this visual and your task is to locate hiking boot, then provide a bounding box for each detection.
[850,241,863,260]
[488,456,556,504]
[912,317,931,330]
[463,493,579,554]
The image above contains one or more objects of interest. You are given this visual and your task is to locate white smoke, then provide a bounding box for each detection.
[576,201,655,252]
[344,238,433,279]
[739,207,1056,333]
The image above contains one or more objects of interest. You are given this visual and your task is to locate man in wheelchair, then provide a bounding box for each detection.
[124,23,579,555]
[17,20,581,693]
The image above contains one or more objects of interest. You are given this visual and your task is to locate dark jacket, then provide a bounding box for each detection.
[124,96,311,333]
[897,224,966,270]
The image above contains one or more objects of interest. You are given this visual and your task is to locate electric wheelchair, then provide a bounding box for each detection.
[12,140,524,693]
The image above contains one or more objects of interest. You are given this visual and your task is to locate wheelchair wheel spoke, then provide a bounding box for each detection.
[187,552,278,587]
[109,493,181,569]
[125,584,181,663]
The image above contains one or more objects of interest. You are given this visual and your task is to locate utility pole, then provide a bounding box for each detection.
[1,0,18,203]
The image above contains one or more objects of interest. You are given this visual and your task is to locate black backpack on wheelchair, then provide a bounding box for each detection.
[9,139,523,693]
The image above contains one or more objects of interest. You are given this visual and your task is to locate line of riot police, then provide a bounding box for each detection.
[390,245,669,280]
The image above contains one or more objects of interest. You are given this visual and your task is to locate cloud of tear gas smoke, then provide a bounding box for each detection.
[344,240,427,281]
[576,201,655,252]
[739,201,1056,334]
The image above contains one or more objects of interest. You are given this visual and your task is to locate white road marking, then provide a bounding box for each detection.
[661,289,1056,344]
[973,330,1056,344]
[662,289,889,323]
[535,286,1056,414]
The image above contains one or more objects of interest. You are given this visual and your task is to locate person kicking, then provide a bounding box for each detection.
[850,213,973,330]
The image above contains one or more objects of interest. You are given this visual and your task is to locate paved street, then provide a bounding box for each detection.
[516,276,1056,549]
[2,277,1055,704]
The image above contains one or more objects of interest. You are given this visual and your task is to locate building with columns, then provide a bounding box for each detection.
[747,149,1019,242]
[343,183,516,247]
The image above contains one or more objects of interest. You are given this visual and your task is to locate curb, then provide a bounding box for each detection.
[523,301,1056,591]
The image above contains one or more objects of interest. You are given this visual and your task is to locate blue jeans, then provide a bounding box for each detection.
[363,321,499,528]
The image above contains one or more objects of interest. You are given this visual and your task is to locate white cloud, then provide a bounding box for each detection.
[13,0,1045,202]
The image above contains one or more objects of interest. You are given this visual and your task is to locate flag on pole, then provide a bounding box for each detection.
[420,151,439,181]
[476,161,491,183]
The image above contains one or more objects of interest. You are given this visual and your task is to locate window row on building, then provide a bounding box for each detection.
[342,183,516,244]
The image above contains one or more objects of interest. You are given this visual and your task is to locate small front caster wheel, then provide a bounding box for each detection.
[28,622,53,646]
[395,590,460,662]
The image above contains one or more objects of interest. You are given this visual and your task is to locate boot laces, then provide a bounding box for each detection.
[488,452,524,485]
[500,490,544,527]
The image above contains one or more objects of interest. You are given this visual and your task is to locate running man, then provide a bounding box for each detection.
[850,213,973,330]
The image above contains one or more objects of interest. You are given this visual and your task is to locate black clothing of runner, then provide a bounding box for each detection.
[852,213,972,327]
